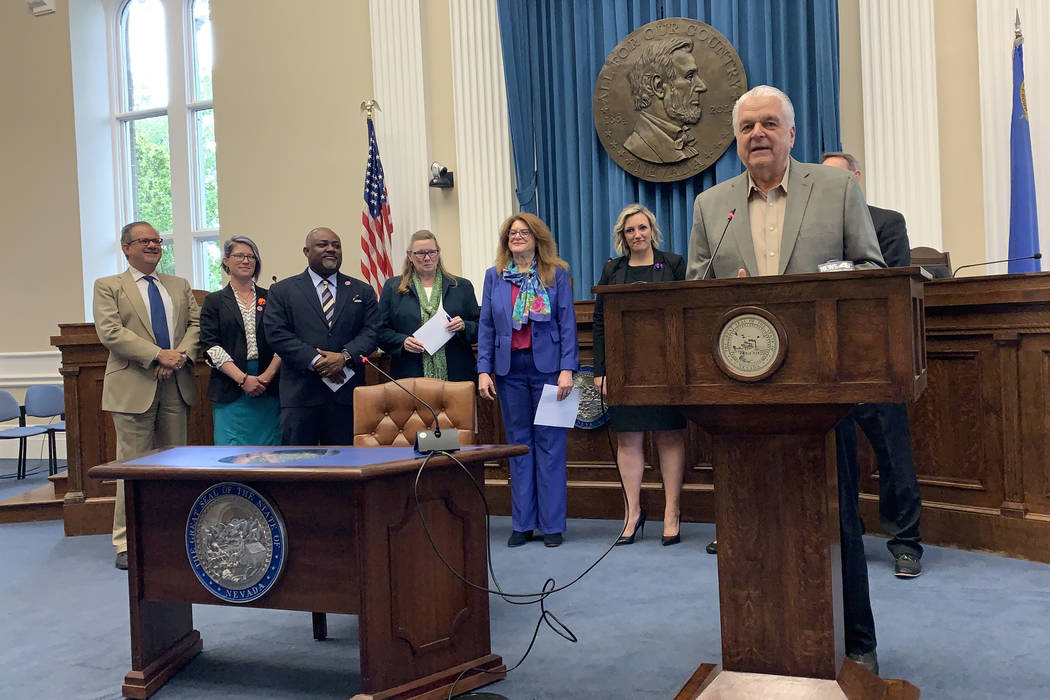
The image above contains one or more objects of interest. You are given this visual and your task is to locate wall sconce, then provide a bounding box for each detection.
[429,162,454,189]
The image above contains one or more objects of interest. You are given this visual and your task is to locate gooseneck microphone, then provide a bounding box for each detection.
[698,209,736,280]
[952,253,1041,278]
[360,356,461,453]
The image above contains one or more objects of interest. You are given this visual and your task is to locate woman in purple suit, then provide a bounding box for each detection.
[478,213,579,548]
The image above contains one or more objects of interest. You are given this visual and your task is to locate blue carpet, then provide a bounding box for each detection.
[2,516,1049,699]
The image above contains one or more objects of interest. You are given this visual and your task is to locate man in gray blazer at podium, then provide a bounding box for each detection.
[685,85,886,674]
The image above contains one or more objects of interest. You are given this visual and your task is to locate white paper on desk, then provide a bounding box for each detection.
[321,366,355,392]
[414,306,455,355]
[533,384,580,428]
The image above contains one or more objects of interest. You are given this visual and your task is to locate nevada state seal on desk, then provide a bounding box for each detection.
[186,482,287,603]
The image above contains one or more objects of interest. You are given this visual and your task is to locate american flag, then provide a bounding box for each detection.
[360,117,395,297]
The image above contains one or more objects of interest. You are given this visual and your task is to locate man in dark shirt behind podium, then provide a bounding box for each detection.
[823,151,924,580]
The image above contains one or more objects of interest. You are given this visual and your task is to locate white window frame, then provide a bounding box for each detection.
[109,0,218,290]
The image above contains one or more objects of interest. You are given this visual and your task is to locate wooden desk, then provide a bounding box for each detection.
[89,444,525,700]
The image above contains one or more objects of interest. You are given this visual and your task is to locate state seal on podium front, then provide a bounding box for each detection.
[713,307,787,382]
[186,482,287,603]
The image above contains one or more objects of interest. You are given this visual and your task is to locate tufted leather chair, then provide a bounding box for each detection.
[352,378,476,447]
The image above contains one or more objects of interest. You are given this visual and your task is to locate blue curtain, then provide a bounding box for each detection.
[497,0,841,298]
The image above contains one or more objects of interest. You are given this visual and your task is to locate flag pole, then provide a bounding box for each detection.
[360,99,395,298]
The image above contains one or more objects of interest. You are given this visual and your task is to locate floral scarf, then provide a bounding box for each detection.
[411,270,448,380]
[502,258,551,329]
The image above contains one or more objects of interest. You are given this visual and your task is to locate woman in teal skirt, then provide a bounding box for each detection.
[200,236,282,445]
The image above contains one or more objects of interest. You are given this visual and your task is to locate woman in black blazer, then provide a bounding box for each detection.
[378,230,480,382]
[199,236,282,445]
[592,204,687,546]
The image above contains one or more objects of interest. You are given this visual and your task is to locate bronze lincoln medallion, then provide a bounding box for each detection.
[594,18,746,183]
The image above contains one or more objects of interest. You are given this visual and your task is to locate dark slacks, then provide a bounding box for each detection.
[842,402,923,558]
[280,402,356,446]
[836,416,877,656]
[495,349,568,535]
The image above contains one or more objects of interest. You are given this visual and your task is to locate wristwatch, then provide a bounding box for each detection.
[341,349,353,364]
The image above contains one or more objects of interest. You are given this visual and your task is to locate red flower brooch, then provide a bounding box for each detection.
[256,298,266,312]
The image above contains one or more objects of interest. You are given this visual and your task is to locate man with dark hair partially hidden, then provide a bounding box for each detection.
[823,150,924,580]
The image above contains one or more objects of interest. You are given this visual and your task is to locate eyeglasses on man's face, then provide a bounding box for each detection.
[508,228,532,240]
[129,237,163,247]
[228,253,257,262]
[411,249,439,260]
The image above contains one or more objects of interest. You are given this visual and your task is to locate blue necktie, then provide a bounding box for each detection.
[144,276,171,349]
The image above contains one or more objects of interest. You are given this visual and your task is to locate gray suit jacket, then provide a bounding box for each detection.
[685,158,885,280]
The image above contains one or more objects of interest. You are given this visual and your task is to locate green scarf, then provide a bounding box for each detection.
[411,269,448,380]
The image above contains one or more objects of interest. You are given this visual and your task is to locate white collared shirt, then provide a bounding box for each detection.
[308,267,338,305]
[128,266,174,344]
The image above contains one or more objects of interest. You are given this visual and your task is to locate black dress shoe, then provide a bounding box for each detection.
[893,553,922,578]
[705,540,718,555]
[847,650,879,675]
[662,533,681,546]
[614,508,646,546]
[543,532,563,547]
[507,530,533,547]
[115,551,128,570]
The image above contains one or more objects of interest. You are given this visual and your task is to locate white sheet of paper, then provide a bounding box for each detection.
[414,307,455,355]
[321,365,355,392]
[533,384,580,428]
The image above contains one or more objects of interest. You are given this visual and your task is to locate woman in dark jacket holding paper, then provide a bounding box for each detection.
[592,204,687,546]
[377,229,480,381]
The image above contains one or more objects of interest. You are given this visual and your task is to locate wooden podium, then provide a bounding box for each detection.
[89,444,525,700]
[596,268,925,698]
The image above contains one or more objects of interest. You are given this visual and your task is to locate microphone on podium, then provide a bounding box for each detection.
[360,356,461,453]
[952,253,1041,278]
[698,209,736,280]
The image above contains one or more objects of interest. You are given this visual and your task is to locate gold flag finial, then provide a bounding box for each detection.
[360,99,381,120]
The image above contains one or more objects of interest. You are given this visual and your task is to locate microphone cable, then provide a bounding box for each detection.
[405,376,637,698]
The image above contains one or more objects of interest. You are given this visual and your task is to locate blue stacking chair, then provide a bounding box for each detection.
[25,385,66,476]
[0,390,49,479]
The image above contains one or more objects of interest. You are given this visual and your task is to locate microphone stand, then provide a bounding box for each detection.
[360,357,461,453]
[952,253,1041,278]
[698,209,736,280]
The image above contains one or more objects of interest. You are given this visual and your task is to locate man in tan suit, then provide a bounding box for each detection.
[93,221,200,570]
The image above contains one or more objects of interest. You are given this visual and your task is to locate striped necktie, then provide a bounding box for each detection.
[321,279,334,327]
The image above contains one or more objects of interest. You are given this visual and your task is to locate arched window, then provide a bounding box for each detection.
[114,0,220,289]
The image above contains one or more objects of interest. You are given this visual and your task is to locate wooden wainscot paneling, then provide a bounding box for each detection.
[857,272,1050,562]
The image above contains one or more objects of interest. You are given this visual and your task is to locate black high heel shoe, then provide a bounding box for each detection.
[662,516,681,546]
[615,508,646,546]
